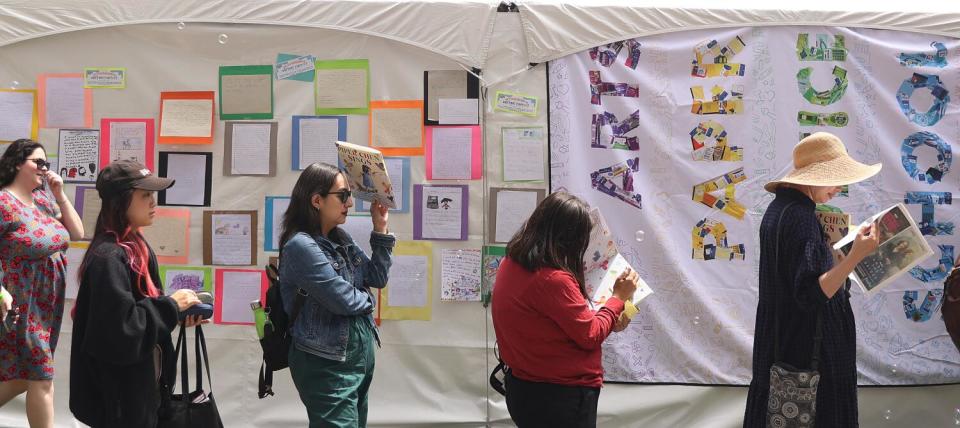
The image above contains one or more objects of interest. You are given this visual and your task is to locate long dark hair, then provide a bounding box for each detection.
[77,188,160,300]
[506,192,593,298]
[279,162,342,250]
[0,139,44,188]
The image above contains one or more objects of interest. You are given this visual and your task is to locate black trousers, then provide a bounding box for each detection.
[505,373,601,428]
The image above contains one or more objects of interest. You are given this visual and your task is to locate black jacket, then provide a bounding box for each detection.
[70,239,179,428]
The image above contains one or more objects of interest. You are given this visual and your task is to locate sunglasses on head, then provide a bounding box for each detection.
[327,189,352,203]
[28,158,51,170]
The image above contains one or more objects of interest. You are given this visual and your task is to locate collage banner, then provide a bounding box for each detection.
[549,26,960,385]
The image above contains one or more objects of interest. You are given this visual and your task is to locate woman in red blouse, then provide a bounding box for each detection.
[491,192,638,428]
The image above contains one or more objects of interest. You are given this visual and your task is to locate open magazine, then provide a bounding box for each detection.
[335,141,397,208]
[584,207,654,307]
[834,203,933,293]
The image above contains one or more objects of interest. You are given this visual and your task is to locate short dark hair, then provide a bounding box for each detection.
[279,162,343,250]
[506,192,593,298]
[0,139,44,188]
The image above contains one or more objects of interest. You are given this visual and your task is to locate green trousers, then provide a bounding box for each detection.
[289,318,376,428]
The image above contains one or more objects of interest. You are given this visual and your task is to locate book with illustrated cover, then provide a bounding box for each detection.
[834,203,933,293]
[815,206,851,264]
[335,141,397,208]
[584,208,653,308]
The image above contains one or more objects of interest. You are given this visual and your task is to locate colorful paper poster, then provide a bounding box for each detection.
[489,188,545,244]
[73,186,100,240]
[214,269,267,325]
[481,246,506,307]
[159,266,213,294]
[140,208,190,264]
[100,118,154,170]
[83,67,126,89]
[423,70,480,125]
[356,157,411,214]
[203,211,258,266]
[425,125,482,180]
[38,73,92,128]
[493,90,538,116]
[369,100,424,156]
[264,196,291,252]
[58,129,99,183]
[158,91,215,144]
[158,152,212,207]
[292,115,345,170]
[314,59,369,115]
[414,185,468,241]
[276,53,316,81]
[0,89,38,142]
[219,65,274,120]
[379,241,432,321]
[64,241,89,299]
[440,248,482,301]
[501,127,546,182]
[438,99,479,125]
[224,122,277,176]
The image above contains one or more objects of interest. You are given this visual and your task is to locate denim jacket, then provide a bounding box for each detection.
[279,227,395,361]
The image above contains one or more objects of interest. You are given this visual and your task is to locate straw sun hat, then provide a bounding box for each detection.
[764,132,882,193]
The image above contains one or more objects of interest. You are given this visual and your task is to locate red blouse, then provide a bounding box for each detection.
[491,257,624,388]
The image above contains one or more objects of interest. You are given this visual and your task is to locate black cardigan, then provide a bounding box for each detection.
[69,239,179,428]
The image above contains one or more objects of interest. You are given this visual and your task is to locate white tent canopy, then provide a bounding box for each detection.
[517,1,960,64]
[0,0,499,68]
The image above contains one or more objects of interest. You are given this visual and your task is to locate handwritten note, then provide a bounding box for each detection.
[220,67,273,118]
[162,153,209,206]
[64,242,89,299]
[494,190,539,243]
[416,185,466,240]
[160,99,213,138]
[141,209,189,264]
[76,187,101,240]
[430,127,473,180]
[314,60,368,113]
[502,127,545,182]
[216,270,264,324]
[387,255,429,307]
[58,129,99,183]
[426,70,468,122]
[107,121,147,164]
[440,249,482,301]
[295,116,341,169]
[42,75,89,128]
[439,99,479,125]
[0,90,37,142]
[211,214,253,265]
[371,107,422,148]
[229,123,272,175]
[265,197,290,252]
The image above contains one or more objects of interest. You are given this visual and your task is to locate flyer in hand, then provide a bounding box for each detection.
[834,203,933,293]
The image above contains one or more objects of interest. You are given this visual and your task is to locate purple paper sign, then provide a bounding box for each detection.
[413,184,468,241]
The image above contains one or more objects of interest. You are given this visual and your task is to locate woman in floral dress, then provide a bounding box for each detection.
[0,139,83,427]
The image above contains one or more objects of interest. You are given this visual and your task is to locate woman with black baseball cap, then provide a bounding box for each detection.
[69,160,205,427]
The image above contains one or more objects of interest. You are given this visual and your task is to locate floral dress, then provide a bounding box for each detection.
[0,188,69,380]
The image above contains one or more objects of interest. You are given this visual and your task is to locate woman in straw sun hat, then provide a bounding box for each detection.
[744,132,881,428]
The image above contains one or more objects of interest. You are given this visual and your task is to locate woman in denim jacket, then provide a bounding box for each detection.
[278,162,394,428]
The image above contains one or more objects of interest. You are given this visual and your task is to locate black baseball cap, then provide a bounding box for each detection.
[96,159,175,200]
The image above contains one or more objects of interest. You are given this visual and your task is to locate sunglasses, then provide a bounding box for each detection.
[27,158,51,170]
[327,189,352,204]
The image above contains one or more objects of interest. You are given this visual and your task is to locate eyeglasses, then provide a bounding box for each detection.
[327,189,352,204]
[27,158,51,170]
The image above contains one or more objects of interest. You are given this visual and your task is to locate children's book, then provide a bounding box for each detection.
[584,208,653,308]
[336,141,397,208]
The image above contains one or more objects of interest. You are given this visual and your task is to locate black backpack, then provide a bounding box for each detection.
[257,263,306,399]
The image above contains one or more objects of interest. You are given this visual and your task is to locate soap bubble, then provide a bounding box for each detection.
[218,33,229,44]
[635,230,645,242]
[176,22,186,30]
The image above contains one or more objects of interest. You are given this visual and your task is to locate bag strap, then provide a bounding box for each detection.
[772,201,825,371]
[177,324,191,403]
[194,324,214,393]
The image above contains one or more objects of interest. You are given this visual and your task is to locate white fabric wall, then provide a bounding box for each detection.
[0,10,958,428]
